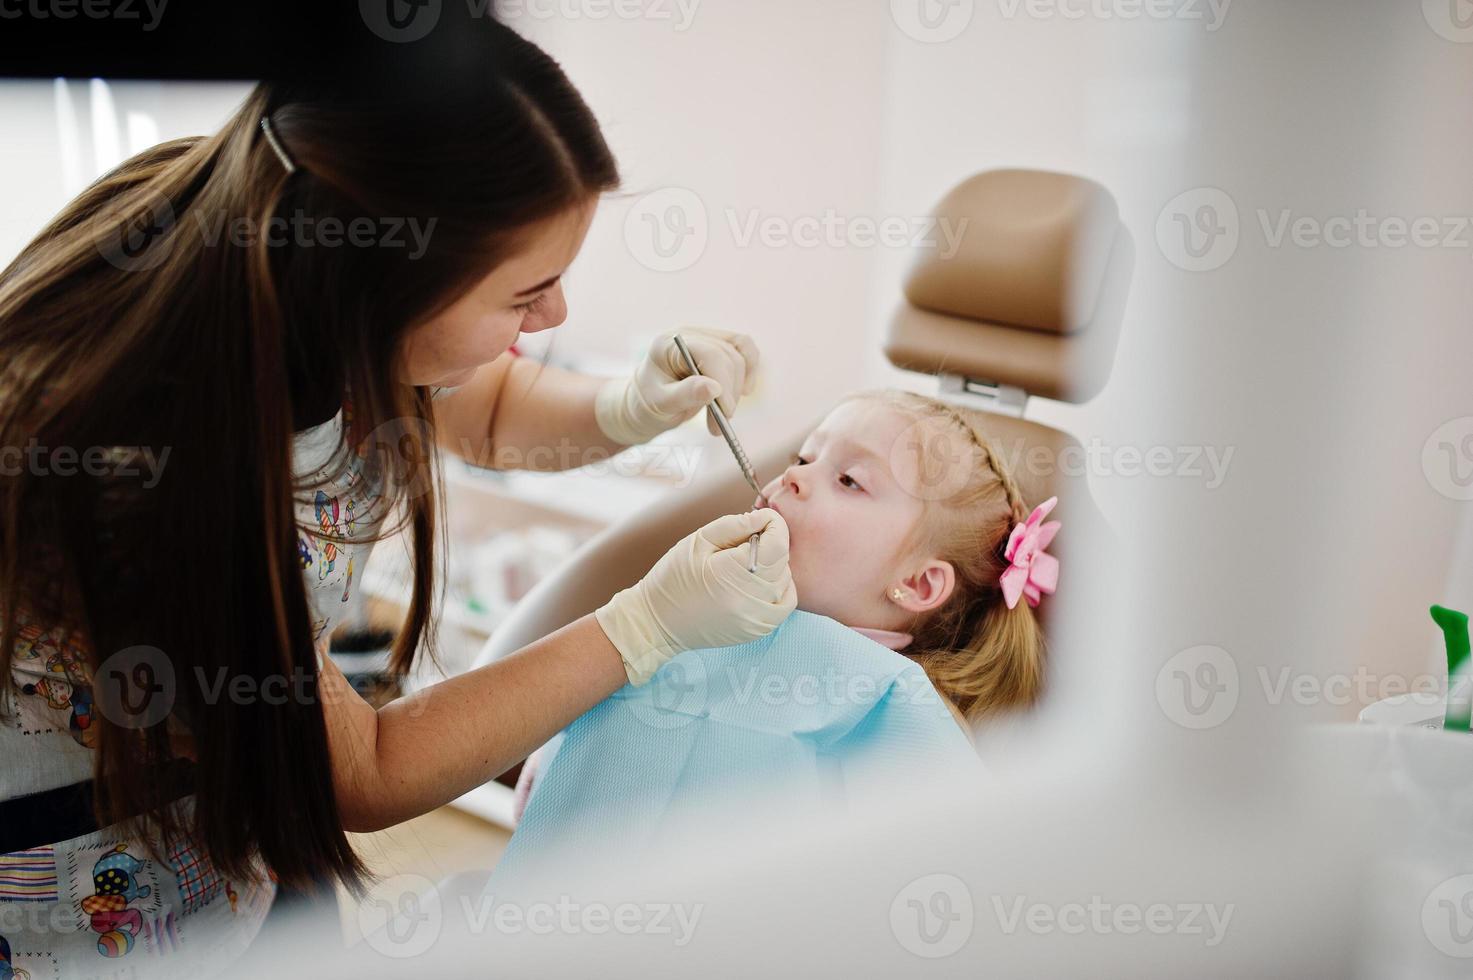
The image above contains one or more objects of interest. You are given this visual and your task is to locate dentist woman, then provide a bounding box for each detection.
[0,22,793,976]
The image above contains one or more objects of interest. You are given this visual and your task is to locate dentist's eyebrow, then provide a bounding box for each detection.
[514,274,561,298]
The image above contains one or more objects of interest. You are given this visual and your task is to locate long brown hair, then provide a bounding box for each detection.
[853,391,1049,725]
[0,24,618,890]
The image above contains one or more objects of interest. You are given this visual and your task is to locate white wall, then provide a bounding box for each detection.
[0,79,252,263]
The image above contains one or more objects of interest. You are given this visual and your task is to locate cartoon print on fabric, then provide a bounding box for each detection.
[313,491,341,581]
[0,935,31,980]
[78,845,152,958]
[11,616,96,748]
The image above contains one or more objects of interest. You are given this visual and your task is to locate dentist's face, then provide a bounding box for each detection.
[397,198,598,387]
[758,400,927,630]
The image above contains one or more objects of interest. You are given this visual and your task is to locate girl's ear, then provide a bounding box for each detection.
[892,560,956,614]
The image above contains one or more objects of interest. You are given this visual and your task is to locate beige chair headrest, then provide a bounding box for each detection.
[885,169,1132,403]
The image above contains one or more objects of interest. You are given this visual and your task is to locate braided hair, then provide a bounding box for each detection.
[846,390,1048,724]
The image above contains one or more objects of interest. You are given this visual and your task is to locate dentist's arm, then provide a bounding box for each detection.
[433,328,760,471]
[431,353,626,470]
[321,612,626,833]
[321,508,794,833]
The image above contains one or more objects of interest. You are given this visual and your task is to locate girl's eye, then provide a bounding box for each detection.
[839,474,865,492]
[790,454,809,466]
[513,294,546,315]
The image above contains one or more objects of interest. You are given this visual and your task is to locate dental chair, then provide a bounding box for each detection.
[466,165,1132,812]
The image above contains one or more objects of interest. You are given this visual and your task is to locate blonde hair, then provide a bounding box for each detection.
[848,390,1048,724]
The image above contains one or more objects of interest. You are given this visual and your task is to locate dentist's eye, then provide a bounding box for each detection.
[512,294,546,315]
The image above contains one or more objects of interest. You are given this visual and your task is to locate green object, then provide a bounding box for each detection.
[1431,604,1471,732]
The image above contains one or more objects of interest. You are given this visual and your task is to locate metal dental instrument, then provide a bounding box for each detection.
[672,334,766,573]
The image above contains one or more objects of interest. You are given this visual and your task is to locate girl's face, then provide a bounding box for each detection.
[758,400,954,632]
[397,198,598,387]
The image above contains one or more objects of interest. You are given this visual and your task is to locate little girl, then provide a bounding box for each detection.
[755,387,1058,730]
[512,387,1060,817]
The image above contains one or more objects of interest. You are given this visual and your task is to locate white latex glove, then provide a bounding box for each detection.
[595,508,797,685]
[594,327,760,445]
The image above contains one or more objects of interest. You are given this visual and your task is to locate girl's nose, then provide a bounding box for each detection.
[780,466,806,500]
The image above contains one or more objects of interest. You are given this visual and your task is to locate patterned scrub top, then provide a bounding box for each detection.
[0,399,385,980]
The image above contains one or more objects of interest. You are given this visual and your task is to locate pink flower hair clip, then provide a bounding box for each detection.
[1000,496,1061,610]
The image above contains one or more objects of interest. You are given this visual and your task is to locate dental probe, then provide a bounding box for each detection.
[671,334,766,573]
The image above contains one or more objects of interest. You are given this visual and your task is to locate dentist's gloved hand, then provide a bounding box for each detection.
[594,327,760,445]
[595,508,796,685]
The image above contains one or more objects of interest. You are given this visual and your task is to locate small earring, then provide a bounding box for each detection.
[890,588,905,601]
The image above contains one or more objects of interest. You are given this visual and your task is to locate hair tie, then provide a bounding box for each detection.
[259,116,298,175]
[1000,496,1061,610]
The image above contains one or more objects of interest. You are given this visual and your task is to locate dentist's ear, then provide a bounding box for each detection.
[888,561,955,614]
